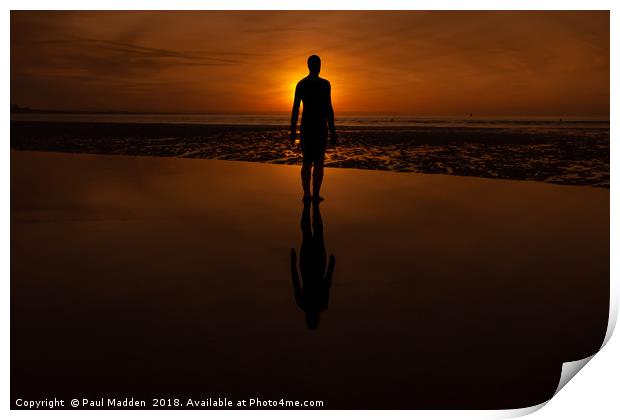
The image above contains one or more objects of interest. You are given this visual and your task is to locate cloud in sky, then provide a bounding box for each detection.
[10,11,609,116]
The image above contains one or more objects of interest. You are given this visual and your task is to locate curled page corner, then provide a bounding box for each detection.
[495,356,597,419]
[549,279,618,402]
[493,401,548,418]
[553,355,595,396]
[541,302,615,408]
[497,297,617,418]
[550,281,619,397]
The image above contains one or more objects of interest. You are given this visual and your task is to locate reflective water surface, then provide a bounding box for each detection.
[11,151,609,409]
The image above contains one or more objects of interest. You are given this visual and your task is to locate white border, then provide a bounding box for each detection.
[4,1,617,419]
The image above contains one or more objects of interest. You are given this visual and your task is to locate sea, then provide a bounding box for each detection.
[10,113,609,130]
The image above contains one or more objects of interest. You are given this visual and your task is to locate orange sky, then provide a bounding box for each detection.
[10,11,610,116]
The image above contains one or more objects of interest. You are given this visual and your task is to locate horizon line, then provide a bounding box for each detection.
[9,106,611,120]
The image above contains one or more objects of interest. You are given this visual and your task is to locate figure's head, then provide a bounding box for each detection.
[305,311,320,330]
[307,55,321,76]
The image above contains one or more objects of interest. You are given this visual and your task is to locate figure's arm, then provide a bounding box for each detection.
[326,82,337,144]
[290,249,303,307]
[290,84,301,143]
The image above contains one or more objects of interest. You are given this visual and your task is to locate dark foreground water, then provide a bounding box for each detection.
[11,117,610,187]
[11,151,609,409]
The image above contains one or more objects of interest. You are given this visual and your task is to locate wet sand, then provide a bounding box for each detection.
[11,120,610,187]
[11,151,609,409]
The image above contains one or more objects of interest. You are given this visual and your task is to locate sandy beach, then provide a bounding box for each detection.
[11,150,609,409]
[11,120,610,187]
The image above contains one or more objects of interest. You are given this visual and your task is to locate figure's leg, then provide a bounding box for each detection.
[312,158,324,198]
[299,201,312,280]
[301,161,312,198]
[312,200,324,236]
[301,200,312,235]
[312,201,327,272]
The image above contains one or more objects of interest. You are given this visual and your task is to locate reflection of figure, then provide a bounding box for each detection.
[290,55,338,201]
[290,200,336,330]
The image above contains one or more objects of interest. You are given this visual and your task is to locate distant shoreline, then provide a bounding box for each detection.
[9,107,610,122]
[10,113,610,130]
[11,107,227,116]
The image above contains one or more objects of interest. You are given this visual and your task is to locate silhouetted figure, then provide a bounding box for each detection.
[290,200,336,330]
[290,55,338,201]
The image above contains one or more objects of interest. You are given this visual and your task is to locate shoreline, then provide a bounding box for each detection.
[8,148,608,191]
[11,120,610,188]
